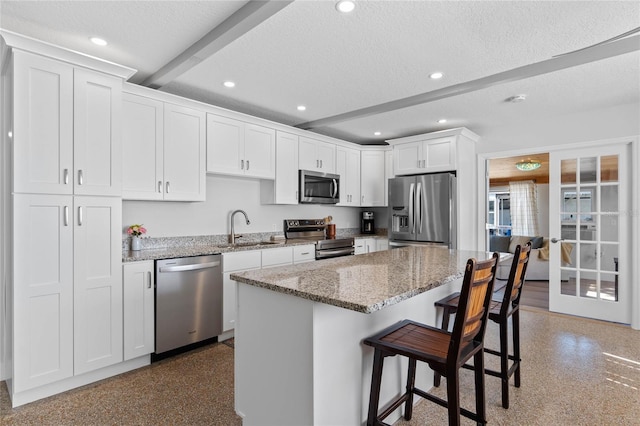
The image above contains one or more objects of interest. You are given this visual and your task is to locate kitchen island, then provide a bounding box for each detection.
[231,246,502,425]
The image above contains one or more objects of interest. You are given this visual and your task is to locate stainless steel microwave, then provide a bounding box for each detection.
[299,170,340,204]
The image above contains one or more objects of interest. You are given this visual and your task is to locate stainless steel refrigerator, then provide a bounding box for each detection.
[388,172,457,248]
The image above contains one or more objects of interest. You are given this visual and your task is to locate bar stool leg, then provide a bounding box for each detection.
[499,319,510,409]
[474,349,487,426]
[434,307,453,387]
[446,367,461,426]
[367,349,384,426]
[404,358,416,420]
[513,309,521,388]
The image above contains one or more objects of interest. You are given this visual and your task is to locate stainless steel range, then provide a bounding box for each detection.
[284,219,354,260]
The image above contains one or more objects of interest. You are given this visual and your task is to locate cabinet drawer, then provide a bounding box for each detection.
[261,247,293,268]
[223,250,262,272]
[293,244,315,263]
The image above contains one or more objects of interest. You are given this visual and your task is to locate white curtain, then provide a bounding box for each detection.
[509,180,539,236]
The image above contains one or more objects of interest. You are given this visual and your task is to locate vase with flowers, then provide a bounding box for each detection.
[127,224,147,251]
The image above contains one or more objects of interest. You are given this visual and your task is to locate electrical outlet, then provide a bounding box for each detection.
[271,223,277,231]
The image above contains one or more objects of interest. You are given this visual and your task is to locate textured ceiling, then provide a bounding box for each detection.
[1,1,638,145]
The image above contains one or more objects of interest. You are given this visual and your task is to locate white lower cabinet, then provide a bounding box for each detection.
[223,245,316,332]
[222,251,262,333]
[123,261,155,361]
[12,194,122,392]
[355,238,385,255]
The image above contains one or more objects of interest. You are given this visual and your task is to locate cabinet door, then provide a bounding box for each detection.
[361,151,385,207]
[123,261,155,360]
[376,239,389,251]
[244,124,275,179]
[316,141,336,173]
[336,146,360,206]
[13,51,73,195]
[73,196,123,374]
[384,150,393,206]
[73,68,122,196]
[206,114,244,176]
[274,131,299,204]
[393,141,422,176]
[222,251,262,332]
[354,239,367,255]
[164,103,206,201]
[122,94,164,200]
[298,136,320,171]
[293,245,315,263]
[13,194,74,392]
[423,137,456,172]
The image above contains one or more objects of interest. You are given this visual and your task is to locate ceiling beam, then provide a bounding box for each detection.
[295,34,640,130]
[142,0,293,89]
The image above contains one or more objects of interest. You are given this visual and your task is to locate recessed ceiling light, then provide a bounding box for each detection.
[437,119,447,124]
[89,37,107,46]
[429,72,444,79]
[335,1,356,13]
[297,105,307,111]
[223,81,236,88]
[374,131,381,136]
[506,94,527,103]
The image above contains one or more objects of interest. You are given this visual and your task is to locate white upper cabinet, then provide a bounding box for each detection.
[122,92,206,202]
[207,114,275,179]
[12,51,121,196]
[393,137,456,176]
[336,146,360,206]
[261,131,299,204]
[73,68,122,196]
[360,150,386,207]
[298,136,336,173]
[163,103,206,201]
[122,94,164,200]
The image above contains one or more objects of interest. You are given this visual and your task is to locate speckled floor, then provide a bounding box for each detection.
[1,308,639,425]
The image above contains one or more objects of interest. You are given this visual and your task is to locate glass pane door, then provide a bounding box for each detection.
[549,145,629,323]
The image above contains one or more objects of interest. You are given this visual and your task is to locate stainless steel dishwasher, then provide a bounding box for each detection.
[155,254,223,354]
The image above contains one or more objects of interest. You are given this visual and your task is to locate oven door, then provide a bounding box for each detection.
[315,246,355,260]
[299,170,339,204]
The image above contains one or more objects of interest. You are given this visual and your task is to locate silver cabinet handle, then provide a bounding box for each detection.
[550,238,564,244]
[158,181,162,193]
[422,160,426,168]
[246,160,250,170]
[78,206,83,226]
[78,169,84,185]
[362,195,365,204]
[241,159,244,170]
[316,159,319,168]
[64,169,69,185]
[320,159,323,168]
[64,206,69,226]
[165,181,170,193]
[301,252,310,255]
[147,271,152,289]
[295,190,298,200]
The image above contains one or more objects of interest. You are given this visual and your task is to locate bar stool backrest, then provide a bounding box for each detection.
[449,253,499,363]
[500,243,532,315]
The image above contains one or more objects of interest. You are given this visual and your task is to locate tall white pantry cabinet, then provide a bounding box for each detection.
[2,41,131,406]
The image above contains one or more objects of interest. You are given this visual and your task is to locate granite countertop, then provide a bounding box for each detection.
[231,246,506,314]
[122,233,388,262]
[122,238,317,262]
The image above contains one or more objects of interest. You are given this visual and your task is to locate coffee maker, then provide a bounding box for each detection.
[361,211,375,234]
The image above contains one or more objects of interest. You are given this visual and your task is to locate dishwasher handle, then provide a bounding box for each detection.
[159,261,221,273]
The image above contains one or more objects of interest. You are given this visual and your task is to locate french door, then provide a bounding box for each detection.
[549,144,630,323]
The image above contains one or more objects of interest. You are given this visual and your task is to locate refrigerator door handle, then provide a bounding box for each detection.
[416,181,423,234]
[409,182,415,234]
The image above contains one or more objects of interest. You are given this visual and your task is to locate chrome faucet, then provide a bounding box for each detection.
[230,209,251,244]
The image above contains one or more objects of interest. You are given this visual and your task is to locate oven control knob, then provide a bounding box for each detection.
[319,220,324,225]
[294,221,299,226]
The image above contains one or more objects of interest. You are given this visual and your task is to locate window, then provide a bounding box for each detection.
[488,191,511,236]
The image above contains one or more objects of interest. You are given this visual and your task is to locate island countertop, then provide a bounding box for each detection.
[231,246,504,314]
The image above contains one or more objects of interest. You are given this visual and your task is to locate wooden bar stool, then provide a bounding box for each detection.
[363,253,499,426]
[434,243,531,409]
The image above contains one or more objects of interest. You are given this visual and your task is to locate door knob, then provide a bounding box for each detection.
[550,238,564,244]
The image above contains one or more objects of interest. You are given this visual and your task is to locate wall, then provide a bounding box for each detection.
[123,174,362,239]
